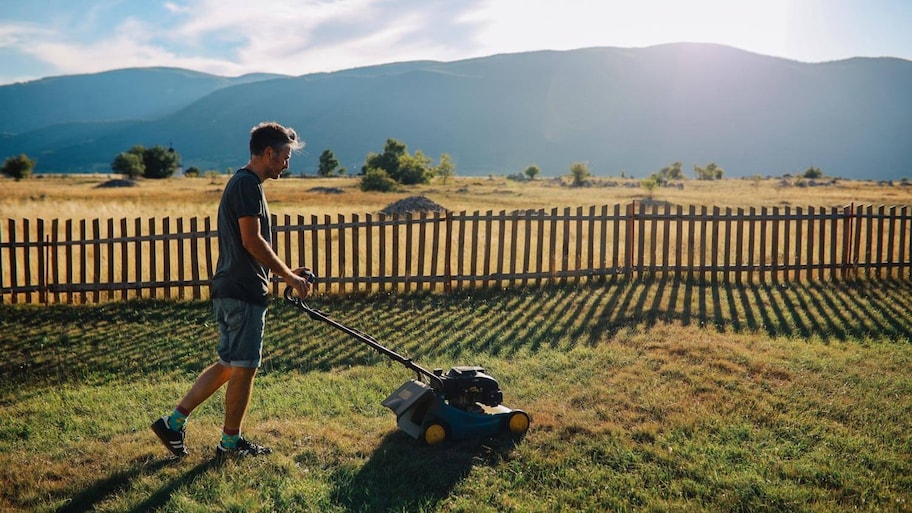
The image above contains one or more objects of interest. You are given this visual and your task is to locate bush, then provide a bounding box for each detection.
[1,154,35,181]
[360,168,399,192]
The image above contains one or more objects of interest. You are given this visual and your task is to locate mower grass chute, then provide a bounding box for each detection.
[284,286,531,445]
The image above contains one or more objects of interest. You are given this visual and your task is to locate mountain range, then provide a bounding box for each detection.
[1,43,910,180]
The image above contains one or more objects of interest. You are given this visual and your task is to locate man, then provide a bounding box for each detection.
[152,121,312,462]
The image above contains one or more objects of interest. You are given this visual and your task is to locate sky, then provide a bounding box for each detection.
[1,0,911,85]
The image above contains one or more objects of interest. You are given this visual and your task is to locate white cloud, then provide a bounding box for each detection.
[0,22,52,48]
[164,2,190,14]
[1,0,909,85]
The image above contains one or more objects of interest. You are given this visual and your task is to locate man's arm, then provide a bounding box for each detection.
[238,216,311,298]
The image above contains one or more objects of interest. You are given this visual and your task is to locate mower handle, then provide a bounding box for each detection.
[283,283,444,391]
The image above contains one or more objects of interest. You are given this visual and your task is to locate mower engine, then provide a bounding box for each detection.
[437,366,503,411]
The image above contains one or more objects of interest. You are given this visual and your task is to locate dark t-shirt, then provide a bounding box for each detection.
[210,168,272,306]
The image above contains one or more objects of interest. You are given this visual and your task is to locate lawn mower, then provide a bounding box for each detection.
[284,282,530,445]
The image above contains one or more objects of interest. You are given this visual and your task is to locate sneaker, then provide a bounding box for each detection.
[151,416,189,458]
[215,437,272,463]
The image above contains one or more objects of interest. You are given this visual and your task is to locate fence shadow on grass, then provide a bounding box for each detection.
[327,430,521,512]
[2,279,911,389]
[589,277,912,343]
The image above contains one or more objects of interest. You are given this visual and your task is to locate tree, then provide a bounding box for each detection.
[111,151,144,179]
[141,145,181,179]
[694,162,724,180]
[360,138,436,186]
[396,150,435,185]
[112,144,181,179]
[362,139,406,177]
[656,162,684,182]
[318,149,342,177]
[524,164,541,181]
[184,166,201,177]
[436,153,455,184]
[1,154,36,181]
[360,168,399,192]
[569,162,590,187]
[802,166,823,179]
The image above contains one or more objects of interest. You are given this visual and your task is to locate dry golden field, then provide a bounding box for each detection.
[1,174,910,221]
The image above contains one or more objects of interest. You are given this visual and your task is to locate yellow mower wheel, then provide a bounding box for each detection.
[508,411,531,436]
[424,423,447,445]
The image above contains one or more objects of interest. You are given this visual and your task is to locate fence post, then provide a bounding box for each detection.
[806,207,816,282]
[637,203,646,280]
[899,206,909,281]
[93,218,102,302]
[771,207,780,284]
[38,220,46,305]
[353,213,362,292]
[625,202,635,277]
[365,213,373,293]
[338,213,348,294]
[711,206,720,284]
[444,213,453,294]
[404,213,413,293]
[483,210,493,288]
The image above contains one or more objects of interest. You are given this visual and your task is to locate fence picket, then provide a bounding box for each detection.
[50,219,59,303]
[483,211,493,288]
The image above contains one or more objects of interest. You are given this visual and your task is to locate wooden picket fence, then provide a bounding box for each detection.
[1,203,910,304]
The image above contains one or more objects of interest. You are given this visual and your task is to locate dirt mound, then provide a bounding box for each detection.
[95,179,137,188]
[379,195,448,215]
[308,186,344,194]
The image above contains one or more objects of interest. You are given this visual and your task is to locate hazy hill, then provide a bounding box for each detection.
[0,67,288,134]
[1,44,910,180]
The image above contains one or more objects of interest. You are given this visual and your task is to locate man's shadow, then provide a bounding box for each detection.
[327,431,522,512]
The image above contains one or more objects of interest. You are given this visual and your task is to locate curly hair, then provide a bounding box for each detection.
[249,122,305,156]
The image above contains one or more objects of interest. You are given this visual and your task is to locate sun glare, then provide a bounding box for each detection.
[466,0,793,61]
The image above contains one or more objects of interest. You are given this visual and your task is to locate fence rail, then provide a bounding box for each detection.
[2,203,910,304]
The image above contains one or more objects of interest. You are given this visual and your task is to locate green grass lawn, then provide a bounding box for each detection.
[1,279,911,512]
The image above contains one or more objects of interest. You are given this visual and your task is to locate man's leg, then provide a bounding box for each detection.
[178,362,234,413]
[223,366,257,432]
[216,366,272,459]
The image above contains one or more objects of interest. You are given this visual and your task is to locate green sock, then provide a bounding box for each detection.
[168,406,189,431]
[221,430,240,449]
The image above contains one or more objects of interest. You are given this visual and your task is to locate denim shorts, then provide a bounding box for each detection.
[214,297,267,368]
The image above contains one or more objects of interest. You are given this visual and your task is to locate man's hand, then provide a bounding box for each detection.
[285,266,313,299]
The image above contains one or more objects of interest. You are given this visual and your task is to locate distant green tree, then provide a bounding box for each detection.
[397,150,435,185]
[184,166,201,177]
[694,162,724,180]
[648,162,683,185]
[524,164,541,181]
[362,139,406,177]
[112,151,144,179]
[360,168,399,192]
[361,139,435,185]
[569,162,590,187]
[1,154,36,181]
[436,153,455,184]
[141,145,181,179]
[318,149,341,177]
[112,144,180,179]
[802,166,823,179]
